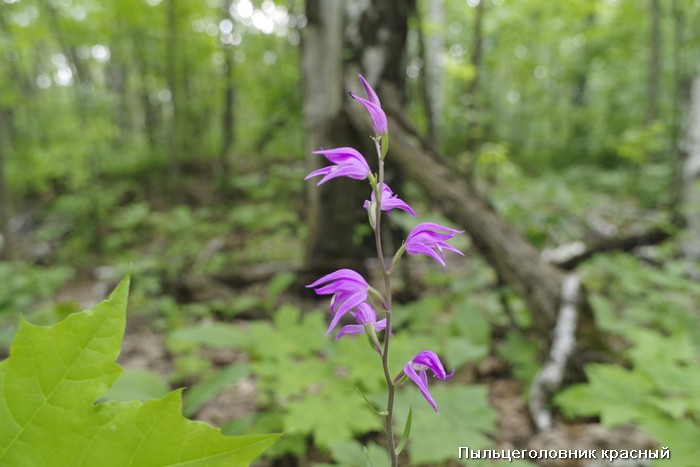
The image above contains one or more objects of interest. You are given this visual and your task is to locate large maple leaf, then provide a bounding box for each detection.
[0,276,279,466]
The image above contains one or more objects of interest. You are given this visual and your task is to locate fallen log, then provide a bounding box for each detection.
[348,86,594,337]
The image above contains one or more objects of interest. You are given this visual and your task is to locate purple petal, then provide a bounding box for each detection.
[304,167,332,181]
[405,222,465,266]
[374,319,388,333]
[406,243,447,266]
[335,324,366,340]
[350,94,388,136]
[407,222,463,241]
[306,269,368,290]
[326,292,367,335]
[330,290,368,316]
[354,303,377,324]
[382,197,416,217]
[358,74,381,107]
[412,350,454,380]
[404,363,439,413]
[306,147,371,185]
[313,147,368,167]
[364,184,417,218]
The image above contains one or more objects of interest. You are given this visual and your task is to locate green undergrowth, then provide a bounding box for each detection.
[0,261,76,349]
[555,250,700,466]
[166,266,523,465]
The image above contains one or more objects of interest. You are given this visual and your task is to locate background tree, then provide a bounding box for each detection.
[302,0,414,276]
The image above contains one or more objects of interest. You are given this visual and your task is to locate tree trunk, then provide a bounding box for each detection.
[569,13,596,159]
[132,35,160,152]
[646,0,661,124]
[0,109,14,261]
[43,1,102,253]
[681,74,700,262]
[219,0,236,184]
[418,0,444,146]
[465,0,486,181]
[302,0,415,276]
[302,0,360,275]
[166,0,182,196]
[219,0,235,182]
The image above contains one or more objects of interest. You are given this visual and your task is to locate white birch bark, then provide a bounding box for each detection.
[681,75,700,261]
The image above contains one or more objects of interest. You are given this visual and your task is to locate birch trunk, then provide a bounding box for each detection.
[681,75,700,261]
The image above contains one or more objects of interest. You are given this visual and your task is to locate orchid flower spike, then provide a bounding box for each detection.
[305,147,371,186]
[402,350,454,413]
[405,222,465,266]
[363,184,416,230]
[306,269,372,335]
[350,74,388,137]
[335,303,388,341]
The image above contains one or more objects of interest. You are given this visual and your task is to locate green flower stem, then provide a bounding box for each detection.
[372,136,398,467]
[387,243,406,275]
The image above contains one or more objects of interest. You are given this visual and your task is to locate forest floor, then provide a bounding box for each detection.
[12,161,675,466]
[53,268,656,467]
[117,314,656,466]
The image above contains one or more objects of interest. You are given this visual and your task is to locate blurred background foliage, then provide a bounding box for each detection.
[1,0,700,465]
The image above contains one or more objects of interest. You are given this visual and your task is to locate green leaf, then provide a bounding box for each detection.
[393,385,497,465]
[183,364,251,417]
[168,322,249,349]
[254,358,330,400]
[639,417,700,467]
[356,387,387,415]
[246,305,327,360]
[554,364,654,426]
[497,332,540,382]
[395,405,412,455]
[0,275,280,466]
[646,396,688,420]
[100,368,171,402]
[265,272,296,310]
[284,384,381,449]
[445,338,488,369]
[327,441,391,467]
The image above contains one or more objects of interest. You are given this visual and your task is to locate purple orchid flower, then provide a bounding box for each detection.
[363,184,417,223]
[335,303,388,341]
[402,350,454,413]
[306,269,371,335]
[405,222,465,267]
[305,147,371,186]
[350,74,388,136]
